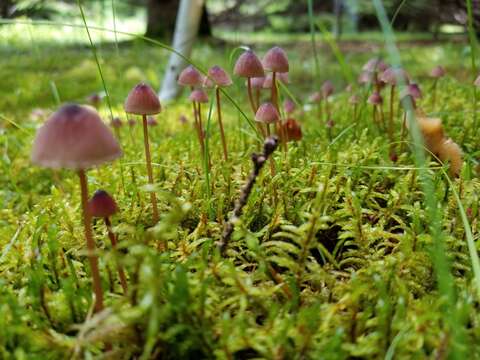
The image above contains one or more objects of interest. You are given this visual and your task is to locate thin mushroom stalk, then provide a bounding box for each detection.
[142,114,159,223]
[78,170,104,312]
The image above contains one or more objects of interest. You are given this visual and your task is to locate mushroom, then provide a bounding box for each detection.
[234,50,265,113]
[250,76,266,109]
[438,138,462,177]
[124,83,161,224]
[88,189,128,295]
[321,80,334,121]
[283,99,296,116]
[255,102,280,136]
[31,104,122,313]
[367,91,384,129]
[262,46,289,113]
[208,65,232,161]
[282,118,302,142]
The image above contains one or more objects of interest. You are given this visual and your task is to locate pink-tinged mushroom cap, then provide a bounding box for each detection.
[379,67,410,86]
[178,65,203,87]
[124,83,161,115]
[88,189,118,218]
[368,92,383,105]
[401,83,422,99]
[321,80,334,98]
[430,65,446,78]
[255,102,280,124]
[31,104,122,169]
[111,116,123,128]
[147,116,158,126]
[263,72,289,88]
[358,71,375,85]
[234,50,265,78]
[250,77,265,89]
[208,65,232,87]
[262,46,289,73]
[189,89,209,103]
[362,58,388,72]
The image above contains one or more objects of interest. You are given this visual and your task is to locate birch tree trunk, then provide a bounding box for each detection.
[159,0,205,101]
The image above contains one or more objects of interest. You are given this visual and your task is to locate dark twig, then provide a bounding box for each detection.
[218,136,279,255]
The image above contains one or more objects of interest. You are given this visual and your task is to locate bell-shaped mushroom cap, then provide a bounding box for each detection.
[250,77,265,89]
[283,118,302,141]
[368,92,383,105]
[321,80,334,98]
[124,83,161,115]
[415,116,444,154]
[262,46,289,73]
[438,138,462,177]
[178,65,203,87]
[111,116,123,129]
[189,89,209,103]
[380,67,410,86]
[31,104,122,169]
[255,102,280,124]
[401,83,422,100]
[147,116,158,126]
[430,65,446,78]
[263,72,289,88]
[283,99,296,115]
[362,57,388,72]
[208,65,233,87]
[88,189,118,218]
[234,50,265,78]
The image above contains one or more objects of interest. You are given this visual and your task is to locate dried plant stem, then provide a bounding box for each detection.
[215,87,228,161]
[218,137,279,254]
[104,217,128,295]
[78,169,104,313]
[142,114,159,223]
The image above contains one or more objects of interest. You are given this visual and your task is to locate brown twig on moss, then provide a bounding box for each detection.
[218,136,279,255]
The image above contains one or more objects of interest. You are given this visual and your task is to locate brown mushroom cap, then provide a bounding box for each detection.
[438,138,462,177]
[208,65,233,87]
[255,102,279,124]
[415,116,444,154]
[88,189,118,218]
[31,104,122,169]
[124,83,161,115]
[234,50,265,78]
[178,65,203,87]
[368,92,383,105]
[262,46,289,73]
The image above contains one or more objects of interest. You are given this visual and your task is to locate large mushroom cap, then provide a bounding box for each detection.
[234,50,265,78]
[208,65,233,87]
[88,189,118,218]
[262,46,289,73]
[255,102,279,124]
[31,104,122,169]
[124,83,161,115]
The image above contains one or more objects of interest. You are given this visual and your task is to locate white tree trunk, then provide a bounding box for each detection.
[159,0,205,101]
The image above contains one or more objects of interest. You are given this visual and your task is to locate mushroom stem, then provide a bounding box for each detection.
[78,169,104,313]
[141,114,159,223]
[104,217,128,295]
[388,85,395,153]
[247,78,257,114]
[192,101,205,157]
[215,87,229,161]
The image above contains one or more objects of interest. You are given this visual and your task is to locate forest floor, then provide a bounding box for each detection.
[1,27,480,358]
